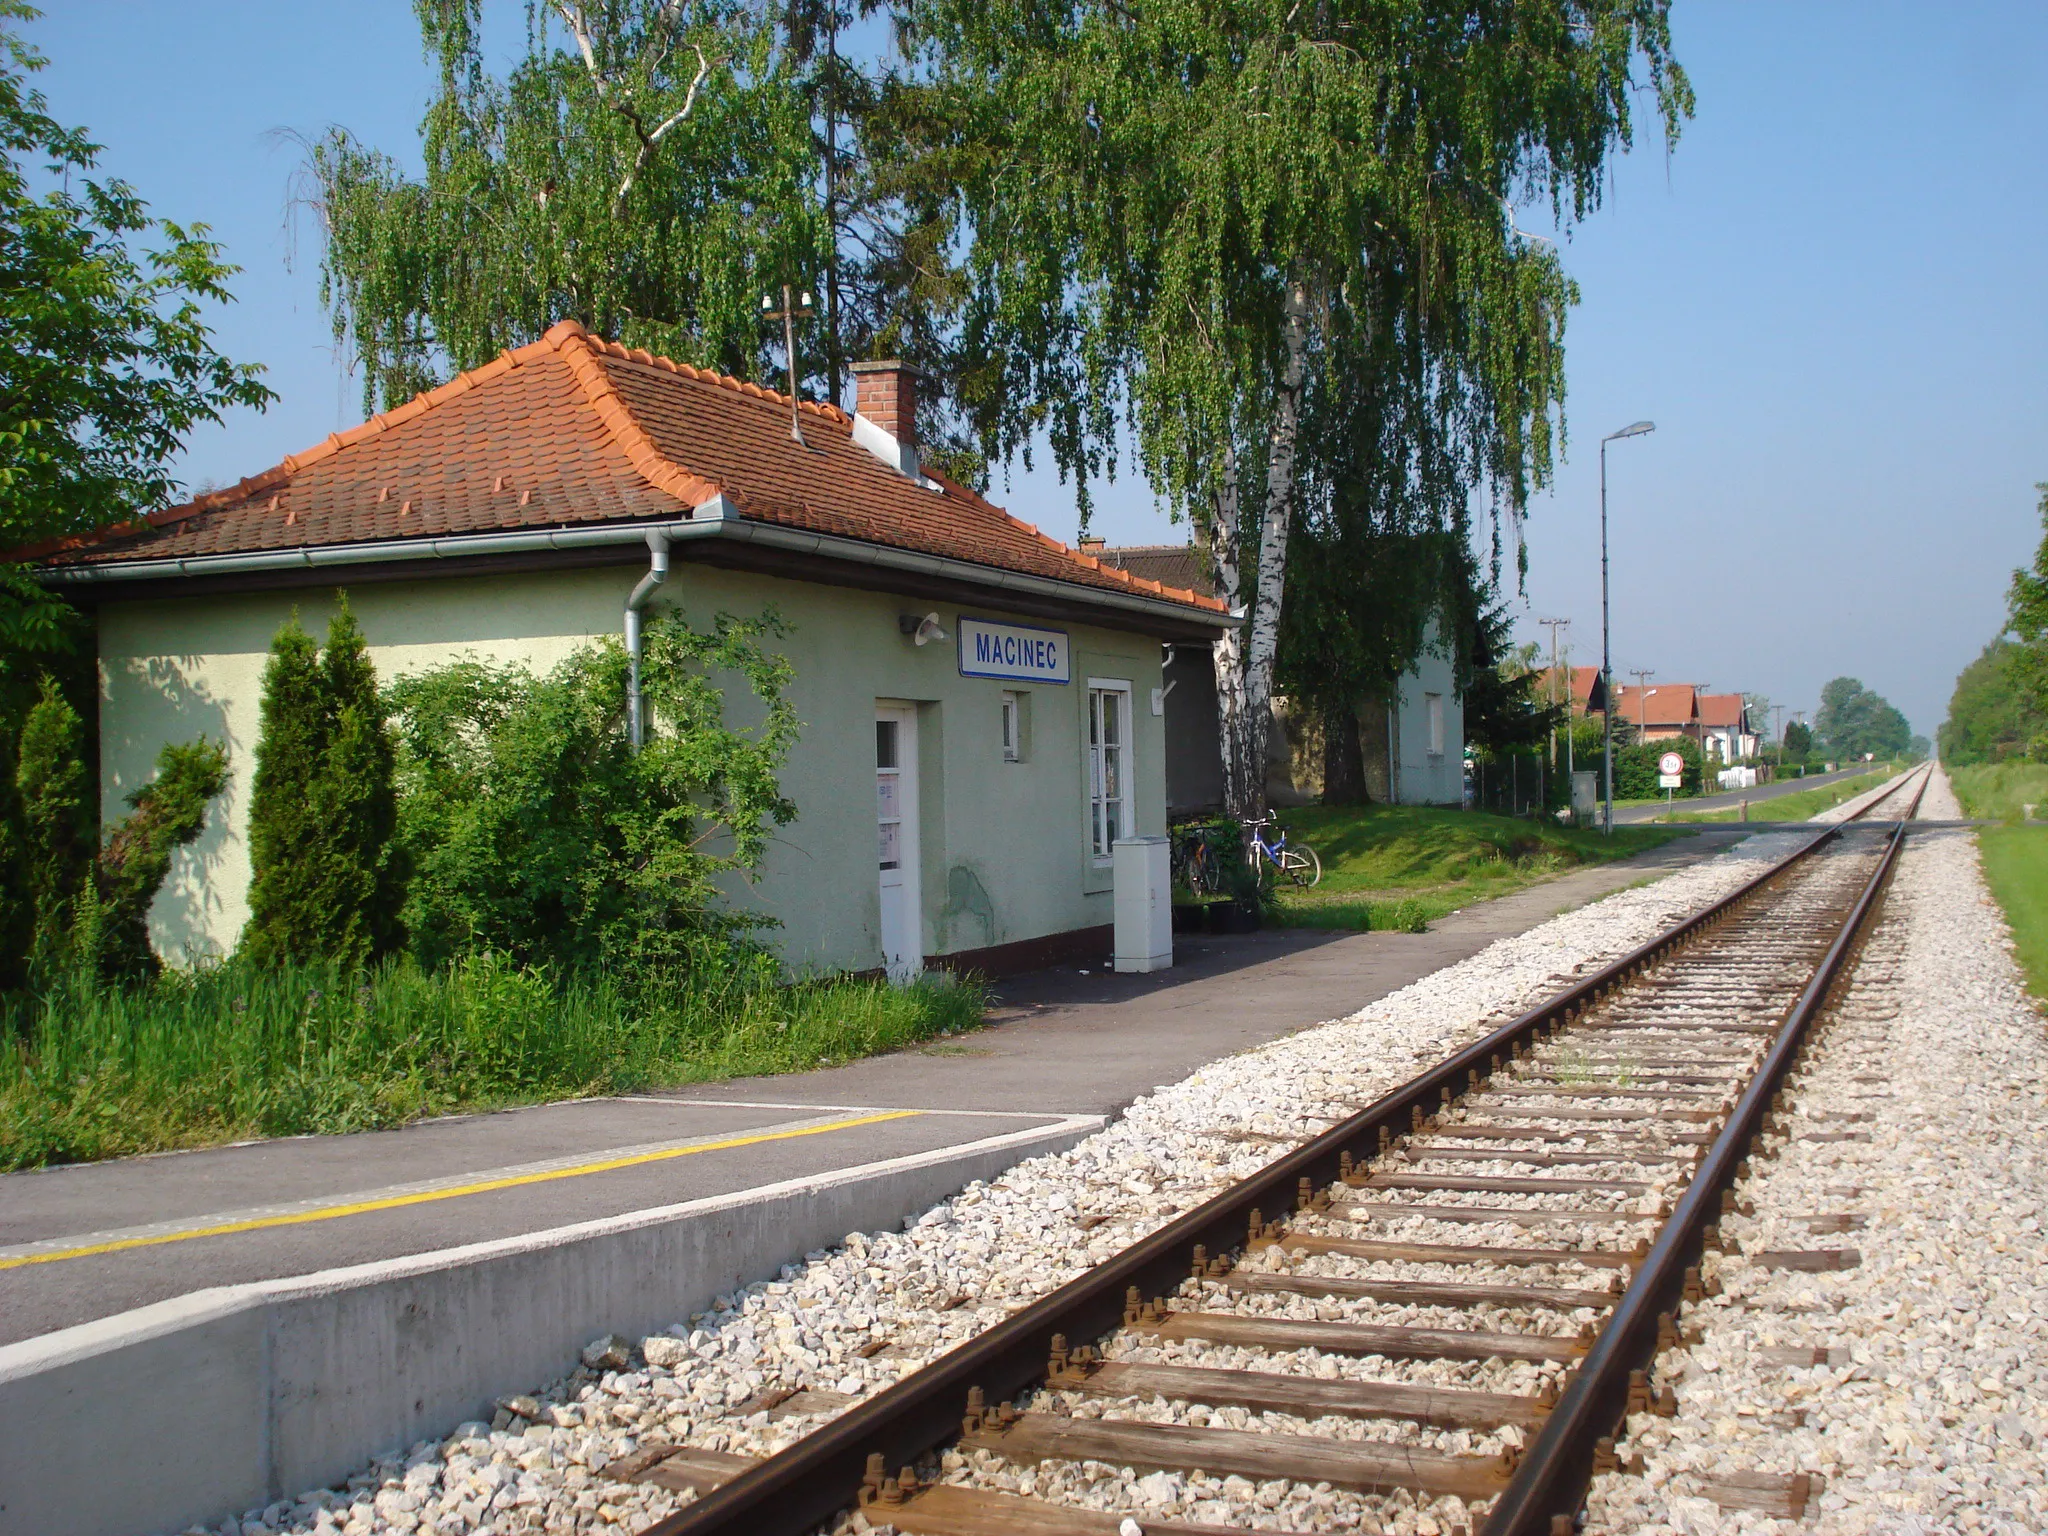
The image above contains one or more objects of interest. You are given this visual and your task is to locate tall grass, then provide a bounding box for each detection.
[1948,761,2048,823]
[0,955,984,1170]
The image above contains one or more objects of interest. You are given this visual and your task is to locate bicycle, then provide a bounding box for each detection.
[1242,814,1321,888]
[1171,823,1225,896]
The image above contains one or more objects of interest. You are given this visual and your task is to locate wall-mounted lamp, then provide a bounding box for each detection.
[899,612,948,646]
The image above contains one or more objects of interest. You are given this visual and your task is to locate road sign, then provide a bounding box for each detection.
[1658,751,1684,776]
[1659,773,1683,788]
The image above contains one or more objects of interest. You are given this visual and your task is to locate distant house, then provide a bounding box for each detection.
[1697,693,1757,762]
[1608,683,1699,745]
[1536,664,1609,718]
[1092,541,1463,812]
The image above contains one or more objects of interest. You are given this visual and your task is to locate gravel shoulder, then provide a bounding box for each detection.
[1587,765,2048,1534]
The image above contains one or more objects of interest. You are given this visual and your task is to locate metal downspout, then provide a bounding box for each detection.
[625,529,670,750]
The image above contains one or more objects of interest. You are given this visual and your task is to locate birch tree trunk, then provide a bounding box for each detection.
[1219,274,1313,820]
[1203,439,1249,815]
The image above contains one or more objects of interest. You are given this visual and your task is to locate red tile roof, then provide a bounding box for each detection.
[1536,665,1608,713]
[1611,684,1698,729]
[1698,693,1749,729]
[30,322,1224,617]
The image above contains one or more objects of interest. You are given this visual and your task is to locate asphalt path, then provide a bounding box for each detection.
[1,825,1753,1347]
[1611,764,1877,825]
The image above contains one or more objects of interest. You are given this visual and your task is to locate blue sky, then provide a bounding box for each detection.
[28,3,2048,737]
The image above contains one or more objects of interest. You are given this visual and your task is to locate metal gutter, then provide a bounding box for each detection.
[40,499,1232,630]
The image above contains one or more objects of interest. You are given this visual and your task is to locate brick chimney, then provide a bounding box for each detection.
[851,360,917,444]
[1078,534,1106,553]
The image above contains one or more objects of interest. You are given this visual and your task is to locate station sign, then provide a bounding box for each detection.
[958,616,1071,684]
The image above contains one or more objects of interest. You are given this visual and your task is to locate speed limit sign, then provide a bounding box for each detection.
[1658,751,1684,776]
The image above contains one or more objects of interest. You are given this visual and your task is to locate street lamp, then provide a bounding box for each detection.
[1600,420,1655,833]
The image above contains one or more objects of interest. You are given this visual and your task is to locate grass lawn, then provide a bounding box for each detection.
[1665,766,1900,824]
[0,958,984,1170]
[1978,825,2048,999]
[1263,804,1694,932]
[1949,762,2048,822]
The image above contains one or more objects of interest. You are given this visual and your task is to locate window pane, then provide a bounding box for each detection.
[878,819,900,869]
[1102,694,1120,746]
[876,719,899,768]
[877,774,900,820]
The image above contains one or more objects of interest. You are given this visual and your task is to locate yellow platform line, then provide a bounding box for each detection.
[1,1110,922,1271]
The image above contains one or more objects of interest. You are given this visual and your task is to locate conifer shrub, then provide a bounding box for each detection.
[15,676,92,970]
[242,596,401,966]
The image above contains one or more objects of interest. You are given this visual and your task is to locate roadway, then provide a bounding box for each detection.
[1610,763,1875,825]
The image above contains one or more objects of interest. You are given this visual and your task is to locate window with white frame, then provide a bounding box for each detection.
[1426,693,1445,757]
[1001,691,1022,761]
[1088,681,1132,860]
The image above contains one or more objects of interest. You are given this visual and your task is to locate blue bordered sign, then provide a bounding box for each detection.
[957,616,1071,684]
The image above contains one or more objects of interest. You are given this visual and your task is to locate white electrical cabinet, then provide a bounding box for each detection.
[1112,836,1173,973]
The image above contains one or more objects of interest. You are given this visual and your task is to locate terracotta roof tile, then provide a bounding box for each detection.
[33,323,1223,617]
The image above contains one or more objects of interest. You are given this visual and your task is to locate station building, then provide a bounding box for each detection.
[36,322,1228,977]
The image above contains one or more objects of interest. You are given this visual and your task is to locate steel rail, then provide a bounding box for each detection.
[643,824,1847,1536]
[1480,808,1917,1534]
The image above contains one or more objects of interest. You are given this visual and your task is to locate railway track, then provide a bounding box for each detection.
[627,770,1930,1536]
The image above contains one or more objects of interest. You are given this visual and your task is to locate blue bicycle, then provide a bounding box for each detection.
[1242,815,1322,888]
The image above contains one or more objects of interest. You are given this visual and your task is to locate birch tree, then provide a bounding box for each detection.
[923,0,1690,816]
[308,0,827,410]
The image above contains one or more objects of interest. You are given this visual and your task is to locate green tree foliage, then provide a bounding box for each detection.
[1815,676,1912,761]
[922,0,1689,816]
[242,599,402,967]
[386,609,797,975]
[1783,720,1814,762]
[14,674,88,967]
[0,3,272,651]
[307,0,826,412]
[1941,639,2041,765]
[88,738,228,980]
[1460,597,1559,756]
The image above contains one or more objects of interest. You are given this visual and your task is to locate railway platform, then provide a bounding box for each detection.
[0,827,1752,1352]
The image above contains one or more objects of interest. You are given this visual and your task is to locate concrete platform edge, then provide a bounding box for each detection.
[0,1112,1103,1536]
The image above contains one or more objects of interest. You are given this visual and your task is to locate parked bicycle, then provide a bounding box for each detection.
[1170,823,1225,896]
[1242,814,1321,888]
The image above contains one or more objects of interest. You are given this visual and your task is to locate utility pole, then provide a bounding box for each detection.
[1629,669,1655,737]
[761,284,817,446]
[1772,704,1787,778]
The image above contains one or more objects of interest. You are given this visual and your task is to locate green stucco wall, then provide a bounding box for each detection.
[95,560,1167,972]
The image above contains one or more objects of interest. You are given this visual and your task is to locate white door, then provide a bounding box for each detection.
[875,705,921,980]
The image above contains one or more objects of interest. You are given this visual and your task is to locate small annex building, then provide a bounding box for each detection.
[35,322,1228,977]
[1093,542,1463,811]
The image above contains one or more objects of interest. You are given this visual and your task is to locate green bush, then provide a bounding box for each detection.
[388,610,797,975]
[1614,737,1702,799]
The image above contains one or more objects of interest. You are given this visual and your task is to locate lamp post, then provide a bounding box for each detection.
[1600,420,1656,833]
